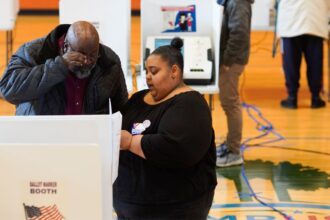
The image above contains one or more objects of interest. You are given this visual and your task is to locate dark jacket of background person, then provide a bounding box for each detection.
[220,0,254,66]
[0,24,128,115]
[113,90,217,218]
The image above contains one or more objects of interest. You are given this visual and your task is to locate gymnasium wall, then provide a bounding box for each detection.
[20,0,141,11]
[20,0,59,10]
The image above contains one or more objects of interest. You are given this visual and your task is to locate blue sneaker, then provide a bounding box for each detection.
[216,142,228,157]
[216,148,243,168]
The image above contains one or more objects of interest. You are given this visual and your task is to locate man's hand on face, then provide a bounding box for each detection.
[62,51,88,73]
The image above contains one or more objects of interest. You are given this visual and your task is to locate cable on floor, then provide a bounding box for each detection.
[240,102,293,220]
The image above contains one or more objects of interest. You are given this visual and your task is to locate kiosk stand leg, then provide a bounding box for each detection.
[6,30,13,65]
[328,32,330,102]
[209,94,213,110]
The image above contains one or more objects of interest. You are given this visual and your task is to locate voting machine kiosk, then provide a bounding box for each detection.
[138,0,222,97]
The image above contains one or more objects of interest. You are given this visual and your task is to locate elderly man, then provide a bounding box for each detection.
[0,21,128,115]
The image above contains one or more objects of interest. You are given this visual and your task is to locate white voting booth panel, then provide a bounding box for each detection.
[0,143,102,219]
[0,0,19,30]
[0,113,122,220]
[138,0,222,94]
[59,0,133,92]
[0,0,19,67]
[251,0,274,30]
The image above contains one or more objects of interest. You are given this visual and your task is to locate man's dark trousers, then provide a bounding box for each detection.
[282,35,323,99]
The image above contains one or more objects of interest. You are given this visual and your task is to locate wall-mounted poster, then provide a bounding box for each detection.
[161,5,196,33]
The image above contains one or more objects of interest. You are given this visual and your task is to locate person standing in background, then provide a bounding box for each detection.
[277,0,330,109]
[216,0,254,167]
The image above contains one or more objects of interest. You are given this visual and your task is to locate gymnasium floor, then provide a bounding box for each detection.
[0,15,329,220]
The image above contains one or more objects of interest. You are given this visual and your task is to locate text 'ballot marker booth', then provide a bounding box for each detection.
[0,113,122,220]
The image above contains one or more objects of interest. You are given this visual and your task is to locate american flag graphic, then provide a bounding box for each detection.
[24,204,64,220]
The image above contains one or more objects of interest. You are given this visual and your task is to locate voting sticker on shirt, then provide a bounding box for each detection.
[131,120,151,135]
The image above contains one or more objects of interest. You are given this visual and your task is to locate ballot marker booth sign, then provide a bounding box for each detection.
[0,143,102,220]
[0,114,122,220]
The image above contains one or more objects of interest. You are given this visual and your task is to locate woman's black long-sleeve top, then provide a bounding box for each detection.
[113,90,217,205]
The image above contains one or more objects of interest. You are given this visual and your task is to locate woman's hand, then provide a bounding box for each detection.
[120,130,132,150]
[119,130,145,159]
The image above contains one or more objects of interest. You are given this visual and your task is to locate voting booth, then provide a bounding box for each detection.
[0,0,19,64]
[59,0,133,92]
[0,0,19,30]
[0,113,122,220]
[138,0,222,96]
[251,0,274,30]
